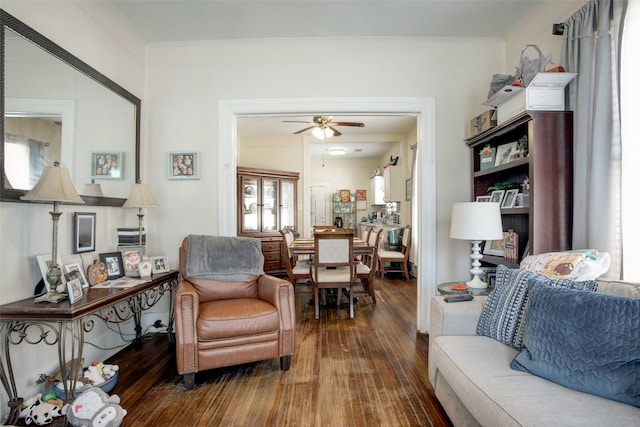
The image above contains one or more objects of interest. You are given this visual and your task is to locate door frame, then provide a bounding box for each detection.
[218,97,437,332]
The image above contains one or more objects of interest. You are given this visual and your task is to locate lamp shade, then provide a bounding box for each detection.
[450,202,503,241]
[21,163,84,204]
[123,183,158,208]
[83,180,104,197]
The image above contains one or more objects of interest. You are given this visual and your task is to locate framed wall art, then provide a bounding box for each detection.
[151,256,170,274]
[73,212,96,253]
[168,152,200,179]
[91,152,123,179]
[99,252,125,280]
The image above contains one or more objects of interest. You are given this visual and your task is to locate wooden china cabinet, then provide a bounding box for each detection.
[237,167,299,276]
[466,111,573,267]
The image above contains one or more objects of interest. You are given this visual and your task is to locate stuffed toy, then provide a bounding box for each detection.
[63,387,127,427]
[20,393,64,425]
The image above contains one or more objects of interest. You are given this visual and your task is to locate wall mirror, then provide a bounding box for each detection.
[1,9,140,206]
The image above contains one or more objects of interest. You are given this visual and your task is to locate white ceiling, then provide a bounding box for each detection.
[108,0,540,158]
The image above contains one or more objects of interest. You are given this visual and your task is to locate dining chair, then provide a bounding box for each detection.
[280,227,311,286]
[356,227,382,303]
[311,231,356,319]
[377,225,411,279]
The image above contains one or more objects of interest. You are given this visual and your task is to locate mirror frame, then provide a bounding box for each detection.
[0,9,141,207]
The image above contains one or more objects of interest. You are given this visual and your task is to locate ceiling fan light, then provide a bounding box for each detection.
[324,127,335,138]
[311,127,325,139]
[328,147,347,156]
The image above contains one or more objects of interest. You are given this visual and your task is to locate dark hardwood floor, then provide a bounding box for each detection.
[105,275,452,426]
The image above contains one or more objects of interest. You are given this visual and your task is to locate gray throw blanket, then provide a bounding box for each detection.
[186,235,264,281]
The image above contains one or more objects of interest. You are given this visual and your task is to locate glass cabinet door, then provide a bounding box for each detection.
[241,176,259,233]
[280,180,296,231]
[261,178,279,232]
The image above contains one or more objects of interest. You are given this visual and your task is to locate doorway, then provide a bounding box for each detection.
[310,183,330,227]
[217,97,437,332]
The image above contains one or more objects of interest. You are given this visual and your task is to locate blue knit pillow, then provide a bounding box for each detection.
[477,265,599,349]
[511,282,640,407]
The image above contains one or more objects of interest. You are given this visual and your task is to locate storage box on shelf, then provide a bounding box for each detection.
[466,111,573,267]
[469,109,497,137]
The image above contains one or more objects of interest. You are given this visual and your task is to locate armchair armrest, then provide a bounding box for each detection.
[257,275,295,356]
[174,280,200,375]
[429,295,487,346]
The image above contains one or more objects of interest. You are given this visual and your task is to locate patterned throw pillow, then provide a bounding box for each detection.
[476,265,599,349]
[511,282,640,407]
[520,249,610,280]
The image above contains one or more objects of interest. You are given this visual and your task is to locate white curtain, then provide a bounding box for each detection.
[561,0,627,279]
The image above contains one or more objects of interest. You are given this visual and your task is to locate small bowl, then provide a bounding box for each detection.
[55,372,118,400]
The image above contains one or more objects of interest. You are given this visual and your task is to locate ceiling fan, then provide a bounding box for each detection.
[283,116,364,138]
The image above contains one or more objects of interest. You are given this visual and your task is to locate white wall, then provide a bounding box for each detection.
[0,1,146,417]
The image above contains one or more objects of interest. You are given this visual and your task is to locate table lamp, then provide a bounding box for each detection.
[450,202,503,288]
[122,182,158,246]
[21,162,85,302]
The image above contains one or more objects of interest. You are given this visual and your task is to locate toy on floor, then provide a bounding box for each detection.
[20,393,64,425]
[63,386,127,427]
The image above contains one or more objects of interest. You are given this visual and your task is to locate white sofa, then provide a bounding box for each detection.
[428,278,640,427]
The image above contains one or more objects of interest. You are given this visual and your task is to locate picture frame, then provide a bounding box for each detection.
[494,142,518,167]
[484,232,508,257]
[502,189,519,208]
[476,195,491,202]
[73,212,96,253]
[99,252,125,280]
[120,246,145,277]
[64,263,90,288]
[405,178,412,201]
[36,253,65,292]
[168,152,200,179]
[514,193,524,207]
[151,256,170,274]
[490,190,505,206]
[91,152,123,179]
[66,278,84,304]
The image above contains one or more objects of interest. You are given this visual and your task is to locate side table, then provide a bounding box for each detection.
[438,281,494,296]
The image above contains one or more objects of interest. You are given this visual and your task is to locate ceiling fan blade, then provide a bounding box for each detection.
[330,122,365,128]
[328,126,342,137]
[282,120,312,124]
[293,125,316,135]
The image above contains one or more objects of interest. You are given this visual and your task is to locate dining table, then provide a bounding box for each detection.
[289,235,373,256]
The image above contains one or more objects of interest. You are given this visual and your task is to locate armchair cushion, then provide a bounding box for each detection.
[197,298,280,341]
[185,234,264,282]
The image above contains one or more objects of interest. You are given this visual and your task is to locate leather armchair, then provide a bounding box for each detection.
[174,235,295,390]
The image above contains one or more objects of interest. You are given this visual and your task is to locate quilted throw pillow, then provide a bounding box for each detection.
[476,265,598,349]
[511,282,640,407]
[519,249,610,280]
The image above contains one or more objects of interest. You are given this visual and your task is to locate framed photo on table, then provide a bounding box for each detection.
[73,212,96,253]
[99,252,125,280]
[91,152,123,179]
[151,256,170,274]
[120,246,145,277]
[36,254,65,292]
[66,278,84,304]
[168,152,200,179]
[64,263,89,288]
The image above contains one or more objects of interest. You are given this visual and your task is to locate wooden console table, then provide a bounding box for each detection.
[0,270,179,425]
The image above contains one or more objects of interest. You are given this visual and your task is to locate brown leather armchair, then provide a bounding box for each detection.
[174,235,295,390]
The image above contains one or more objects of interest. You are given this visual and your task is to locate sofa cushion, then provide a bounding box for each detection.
[477,265,598,349]
[431,335,640,426]
[520,249,609,280]
[511,283,640,407]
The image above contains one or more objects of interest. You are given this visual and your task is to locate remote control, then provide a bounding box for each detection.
[444,294,474,303]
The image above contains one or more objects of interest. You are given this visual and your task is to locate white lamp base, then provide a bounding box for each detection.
[467,240,488,289]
